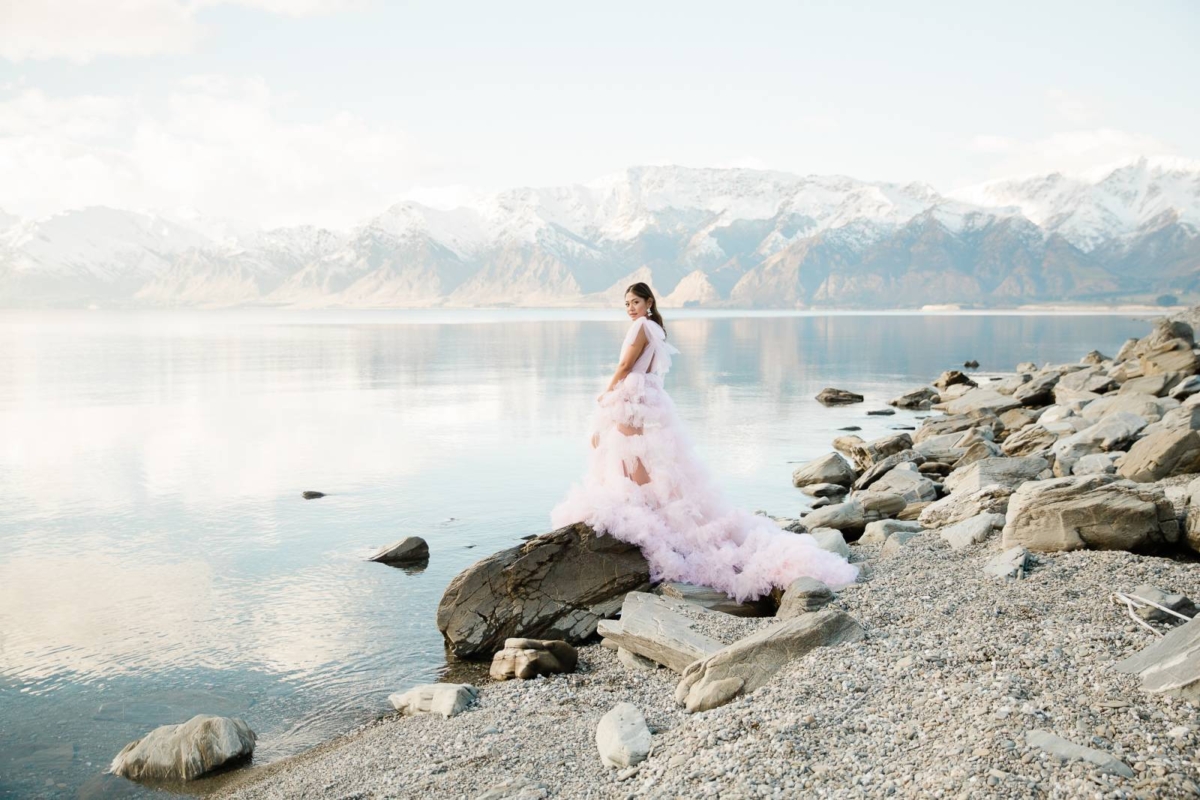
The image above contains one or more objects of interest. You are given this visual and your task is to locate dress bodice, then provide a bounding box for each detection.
[622,317,679,376]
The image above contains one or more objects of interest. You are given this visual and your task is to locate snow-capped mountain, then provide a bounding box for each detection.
[2,160,1198,309]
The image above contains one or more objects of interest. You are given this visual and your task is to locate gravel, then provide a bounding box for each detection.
[219,509,1200,799]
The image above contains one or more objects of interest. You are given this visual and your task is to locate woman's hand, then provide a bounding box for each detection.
[596,390,608,403]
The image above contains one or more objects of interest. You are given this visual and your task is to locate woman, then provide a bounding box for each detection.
[551,282,858,602]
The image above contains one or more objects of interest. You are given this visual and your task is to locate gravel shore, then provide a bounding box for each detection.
[219,497,1200,800]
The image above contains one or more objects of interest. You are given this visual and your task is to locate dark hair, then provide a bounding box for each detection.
[625,282,666,336]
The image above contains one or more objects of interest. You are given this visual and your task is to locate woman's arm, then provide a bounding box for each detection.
[599,324,649,399]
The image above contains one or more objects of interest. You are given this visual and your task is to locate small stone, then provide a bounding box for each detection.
[595,703,651,768]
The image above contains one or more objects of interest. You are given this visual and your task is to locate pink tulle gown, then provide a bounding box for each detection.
[551,315,859,602]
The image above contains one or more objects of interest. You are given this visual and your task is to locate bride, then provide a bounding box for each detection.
[551,282,859,602]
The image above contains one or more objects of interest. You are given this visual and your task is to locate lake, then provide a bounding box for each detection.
[0,309,1155,797]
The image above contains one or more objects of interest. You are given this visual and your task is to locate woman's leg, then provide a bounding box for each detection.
[617,423,651,485]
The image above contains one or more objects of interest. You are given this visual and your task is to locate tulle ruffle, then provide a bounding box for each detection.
[551,370,859,602]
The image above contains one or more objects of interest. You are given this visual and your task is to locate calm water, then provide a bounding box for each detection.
[0,309,1154,798]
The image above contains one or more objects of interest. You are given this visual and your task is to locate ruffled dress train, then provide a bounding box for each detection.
[551,316,858,602]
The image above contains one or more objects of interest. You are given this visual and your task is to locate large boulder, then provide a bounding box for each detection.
[369,536,430,564]
[436,523,650,658]
[890,386,939,409]
[1081,393,1172,424]
[776,577,834,619]
[802,493,906,534]
[1013,372,1060,406]
[1116,428,1200,482]
[490,639,578,681]
[1001,475,1179,553]
[943,455,1048,494]
[1116,614,1200,704]
[674,608,865,713]
[1053,412,1148,476]
[792,452,856,488]
[918,484,1013,528]
[109,715,256,782]
[1001,424,1058,457]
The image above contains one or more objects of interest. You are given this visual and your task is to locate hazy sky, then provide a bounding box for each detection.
[0,0,1197,227]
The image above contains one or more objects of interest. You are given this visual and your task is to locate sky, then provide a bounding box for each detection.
[0,0,1197,228]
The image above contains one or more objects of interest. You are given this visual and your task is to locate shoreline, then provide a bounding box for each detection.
[210,308,1200,798]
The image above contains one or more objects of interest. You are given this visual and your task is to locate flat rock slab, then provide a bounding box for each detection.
[939,513,1005,551]
[943,456,1048,495]
[983,546,1029,580]
[1024,730,1133,778]
[436,523,651,658]
[597,592,724,673]
[675,608,865,713]
[109,715,256,782]
[657,582,774,617]
[389,683,478,718]
[1115,614,1200,702]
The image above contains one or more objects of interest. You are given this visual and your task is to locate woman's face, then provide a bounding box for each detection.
[625,292,651,320]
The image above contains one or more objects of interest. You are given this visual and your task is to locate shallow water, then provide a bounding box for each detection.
[0,309,1154,797]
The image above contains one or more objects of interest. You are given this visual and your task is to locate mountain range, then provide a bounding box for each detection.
[1,157,1197,309]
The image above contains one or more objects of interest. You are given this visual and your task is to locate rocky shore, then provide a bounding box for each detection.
[214,312,1200,799]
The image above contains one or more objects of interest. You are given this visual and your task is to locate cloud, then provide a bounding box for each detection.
[966,128,1178,180]
[0,77,431,228]
[0,0,363,63]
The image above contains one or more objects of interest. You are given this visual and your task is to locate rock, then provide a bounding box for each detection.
[803,492,906,534]
[595,703,651,768]
[913,410,1002,445]
[776,577,834,619]
[1142,405,1200,436]
[999,406,1043,431]
[1057,366,1118,396]
[880,529,922,557]
[1000,424,1057,457]
[675,608,865,713]
[934,370,977,391]
[1141,345,1200,377]
[1117,428,1200,482]
[1013,372,1060,406]
[890,386,939,409]
[919,484,1013,528]
[489,639,578,681]
[617,647,658,671]
[897,501,931,521]
[848,433,914,472]
[368,536,430,564]
[475,777,548,800]
[792,452,856,488]
[595,592,723,673]
[658,582,774,617]
[939,388,1021,417]
[943,456,1049,495]
[1024,730,1133,778]
[939,513,1005,551]
[1185,476,1200,553]
[389,684,478,718]
[964,359,980,368]
[1001,474,1179,553]
[1072,452,1120,475]
[1170,375,1200,399]
[436,523,650,658]
[859,519,924,545]
[852,447,925,488]
[860,463,937,504]
[1126,585,1197,622]
[809,528,850,558]
[992,373,1031,395]
[832,434,865,459]
[867,408,895,416]
[816,387,864,406]
[1120,373,1183,397]
[957,439,1003,467]
[983,546,1029,579]
[301,490,325,499]
[109,715,256,782]
[1082,350,1110,365]
[1081,393,1171,424]
[799,482,848,499]
[1116,614,1200,702]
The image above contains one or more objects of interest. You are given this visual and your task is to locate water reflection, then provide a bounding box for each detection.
[0,309,1153,797]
